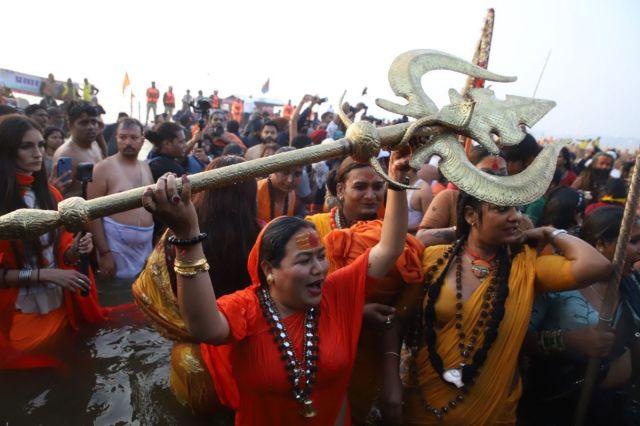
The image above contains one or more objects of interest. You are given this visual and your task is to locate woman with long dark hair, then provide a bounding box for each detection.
[520,206,640,426]
[0,115,104,369]
[381,189,612,425]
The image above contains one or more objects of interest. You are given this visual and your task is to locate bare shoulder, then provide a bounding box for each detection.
[52,140,73,160]
[140,160,154,184]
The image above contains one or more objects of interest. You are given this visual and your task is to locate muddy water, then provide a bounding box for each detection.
[0,278,233,426]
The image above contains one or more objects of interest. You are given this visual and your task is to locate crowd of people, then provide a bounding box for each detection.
[0,83,638,426]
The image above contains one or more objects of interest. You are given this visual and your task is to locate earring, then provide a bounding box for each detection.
[267,274,274,285]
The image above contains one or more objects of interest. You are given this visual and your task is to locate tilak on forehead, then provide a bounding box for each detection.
[295,231,320,251]
[491,157,501,171]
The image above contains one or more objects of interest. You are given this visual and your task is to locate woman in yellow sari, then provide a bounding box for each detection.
[381,189,612,425]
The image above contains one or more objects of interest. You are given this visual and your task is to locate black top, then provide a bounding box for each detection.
[148,153,186,181]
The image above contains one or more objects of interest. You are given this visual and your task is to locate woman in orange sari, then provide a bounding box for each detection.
[140,152,410,425]
[381,189,613,425]
[306,157,427,422]
[0,115,105,370]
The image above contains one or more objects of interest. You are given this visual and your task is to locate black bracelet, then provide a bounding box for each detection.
[167,232,208,246]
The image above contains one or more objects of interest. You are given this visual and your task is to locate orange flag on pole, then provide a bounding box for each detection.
[122,72,130,94]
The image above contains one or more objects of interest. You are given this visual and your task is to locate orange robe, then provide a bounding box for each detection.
[306,212,425,421]
[402,245,577,425]
[217,251,369,425]
[0,185,107,370]
[257,178,296,224]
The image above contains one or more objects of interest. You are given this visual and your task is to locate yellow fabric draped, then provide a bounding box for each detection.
[403,245,575,425]
[305,212,333,241]
[132,234,226,415]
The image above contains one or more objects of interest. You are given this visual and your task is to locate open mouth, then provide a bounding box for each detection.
[306,279,323,297]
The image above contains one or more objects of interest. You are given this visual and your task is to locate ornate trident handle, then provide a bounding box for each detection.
[0,48,567,240]
[0,122,415,240]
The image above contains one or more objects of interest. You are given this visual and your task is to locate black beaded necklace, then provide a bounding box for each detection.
[267,177,289,220]
[257,286,320,417]
[410,240,511,421]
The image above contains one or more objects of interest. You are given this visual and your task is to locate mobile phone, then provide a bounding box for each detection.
[57,157,73,182]
[76,162,94,183]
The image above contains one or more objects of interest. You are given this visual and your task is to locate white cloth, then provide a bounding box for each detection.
[103,216,154,279]
[244,98,256,114]
[15,190,63,314]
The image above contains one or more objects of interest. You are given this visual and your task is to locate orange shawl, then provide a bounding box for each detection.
[257,178,296,224]
[403,245,576,425]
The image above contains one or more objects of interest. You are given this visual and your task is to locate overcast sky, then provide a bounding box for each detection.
[5,0,638,145]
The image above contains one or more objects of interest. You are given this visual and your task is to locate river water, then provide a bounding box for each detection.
[0,278,234,426]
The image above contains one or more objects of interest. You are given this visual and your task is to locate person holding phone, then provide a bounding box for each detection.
[0,114,106,369]
[51,102,104,198]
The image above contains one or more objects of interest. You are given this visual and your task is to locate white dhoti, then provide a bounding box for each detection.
[103,217,154,279]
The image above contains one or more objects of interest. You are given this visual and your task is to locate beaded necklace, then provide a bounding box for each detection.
[257,286,320,417]
[410,240,511,421]
[329,207,345,230]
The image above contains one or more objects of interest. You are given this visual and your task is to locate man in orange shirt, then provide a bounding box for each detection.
[145,82,160,125]
[282,99,293,118]
[163,86,176,120]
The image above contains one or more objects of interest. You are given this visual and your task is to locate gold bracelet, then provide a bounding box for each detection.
[174,258,210,278]
[174,258,208,268]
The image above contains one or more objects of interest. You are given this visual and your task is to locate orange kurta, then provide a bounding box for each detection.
[257,178,296,224]
[306,212,425,421]
[402,245,577,425]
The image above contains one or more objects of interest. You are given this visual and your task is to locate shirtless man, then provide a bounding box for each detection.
[51,102,104,198]
[87,118,155,280]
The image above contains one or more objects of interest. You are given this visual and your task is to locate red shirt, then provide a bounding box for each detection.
[146,87,160,103]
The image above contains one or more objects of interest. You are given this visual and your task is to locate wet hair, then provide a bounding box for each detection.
[503,133,541,164]
[579,205,623,246]
[117,112,129,119]
[67,101,99,124]
[455,191,483,239]
[258,216,316,286]
[43,126,64,141]
[24,104,46,117]
[193,155,260,296]
[144,122,183,149]
[543,187,584,229]
[292,135,312,150]
[222,143,245,156]
[0,115,58,264]
[117,117,144,135]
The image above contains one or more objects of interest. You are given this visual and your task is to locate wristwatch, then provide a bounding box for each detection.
[550,228,568,241]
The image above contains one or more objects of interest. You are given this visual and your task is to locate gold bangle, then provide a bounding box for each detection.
[174,258,208,268]
[174,258,210,278]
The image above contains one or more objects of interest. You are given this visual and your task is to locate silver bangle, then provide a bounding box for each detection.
[18,269,32,284]
[550,228,568,241]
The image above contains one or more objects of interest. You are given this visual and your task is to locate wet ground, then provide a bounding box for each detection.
[0,277,233,426]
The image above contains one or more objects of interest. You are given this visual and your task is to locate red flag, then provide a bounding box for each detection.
[261,78,270,94]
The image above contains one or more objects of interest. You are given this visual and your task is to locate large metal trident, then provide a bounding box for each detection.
[0,49,567,240]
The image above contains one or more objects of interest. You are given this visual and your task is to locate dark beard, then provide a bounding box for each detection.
[592,168,611,183]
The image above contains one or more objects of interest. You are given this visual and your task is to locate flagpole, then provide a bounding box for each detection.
[130,92,133,117]
[533,50,552,97]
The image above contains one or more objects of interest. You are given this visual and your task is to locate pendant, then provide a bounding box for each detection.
[443,368,464,388]
[300,399,317,418]
[470,259,491,279]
